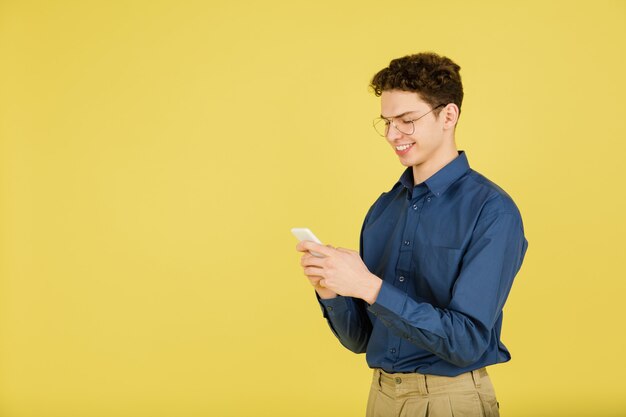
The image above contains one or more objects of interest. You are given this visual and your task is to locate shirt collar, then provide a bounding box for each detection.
[398,151,471,198]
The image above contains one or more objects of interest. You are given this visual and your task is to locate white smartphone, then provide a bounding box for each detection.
[291,227,324,257]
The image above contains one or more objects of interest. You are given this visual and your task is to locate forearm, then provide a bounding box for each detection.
[369,287,489,367]
[367,211,528,366]
[318,294,372,354]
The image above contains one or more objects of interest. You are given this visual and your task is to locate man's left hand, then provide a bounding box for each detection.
[296,241,382,305]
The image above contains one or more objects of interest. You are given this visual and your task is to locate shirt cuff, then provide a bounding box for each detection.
[368,281,408,317]
[316,292,351,318]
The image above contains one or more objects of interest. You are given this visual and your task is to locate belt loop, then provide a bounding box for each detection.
[471,369,482,389]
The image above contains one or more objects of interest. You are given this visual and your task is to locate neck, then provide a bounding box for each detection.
[412,145,459,185]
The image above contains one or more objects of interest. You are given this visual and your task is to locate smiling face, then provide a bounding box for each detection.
[380,89,459,184]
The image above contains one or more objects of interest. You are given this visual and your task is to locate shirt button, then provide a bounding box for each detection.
[412,204,418,210]
[327,306,333,312]
[403,240,410,246]
[398,276,405,282]
[390,348,396,354]
[427,197,432,202]
[395,377,402,384]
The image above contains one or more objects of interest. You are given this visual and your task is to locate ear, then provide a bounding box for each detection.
[441,103,460,131]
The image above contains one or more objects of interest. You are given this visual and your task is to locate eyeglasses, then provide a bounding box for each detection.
[373,104,445,137]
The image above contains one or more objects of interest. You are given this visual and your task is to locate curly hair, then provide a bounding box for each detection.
[370,52,464,116]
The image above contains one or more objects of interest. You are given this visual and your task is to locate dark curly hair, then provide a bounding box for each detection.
[370,52,463,117]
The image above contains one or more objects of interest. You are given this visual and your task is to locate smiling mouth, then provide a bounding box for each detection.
[395,143,415,155]
[395,143,414,151]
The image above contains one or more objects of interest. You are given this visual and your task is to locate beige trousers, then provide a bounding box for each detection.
[366,368,500,417]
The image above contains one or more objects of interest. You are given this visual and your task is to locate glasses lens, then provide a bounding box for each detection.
[373,118,389,137]
[373,117,415,137]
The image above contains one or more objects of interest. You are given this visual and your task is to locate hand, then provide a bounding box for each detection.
[296,240,382,304]
[299,253,338,300]
[295,242,339,299]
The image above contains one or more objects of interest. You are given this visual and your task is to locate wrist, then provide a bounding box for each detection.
[361,273,382,305]
[316,287,338,300]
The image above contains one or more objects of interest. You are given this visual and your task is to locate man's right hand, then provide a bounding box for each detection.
[297,246,337,299]
[308,273,338,300]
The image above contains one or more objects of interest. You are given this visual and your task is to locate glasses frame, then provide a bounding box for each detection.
[373,104,446,137]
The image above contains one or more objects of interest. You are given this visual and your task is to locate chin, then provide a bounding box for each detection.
[399,155,423,167]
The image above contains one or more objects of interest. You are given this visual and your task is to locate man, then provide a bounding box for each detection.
[296,52,528,417]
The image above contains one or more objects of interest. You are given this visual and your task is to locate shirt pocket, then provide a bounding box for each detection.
[416,243,464,301]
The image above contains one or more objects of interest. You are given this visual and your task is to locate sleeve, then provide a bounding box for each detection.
[315,202,378,354]
[367,209,529,367]
[317,295,372,353]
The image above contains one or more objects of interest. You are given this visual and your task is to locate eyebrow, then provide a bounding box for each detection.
[379,110,418,119]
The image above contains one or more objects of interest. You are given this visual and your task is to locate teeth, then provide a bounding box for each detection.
[396,144,413,151]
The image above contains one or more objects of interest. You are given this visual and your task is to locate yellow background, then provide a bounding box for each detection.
[1,1,625,416]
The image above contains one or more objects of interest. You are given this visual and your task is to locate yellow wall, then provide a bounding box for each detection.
[1,1,625,416]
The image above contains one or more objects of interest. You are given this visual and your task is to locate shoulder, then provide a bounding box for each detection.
[362,180,404,223]
[462,169,523,220]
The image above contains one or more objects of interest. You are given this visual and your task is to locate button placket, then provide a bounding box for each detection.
[401,195,424,257]
[387,336,401,361]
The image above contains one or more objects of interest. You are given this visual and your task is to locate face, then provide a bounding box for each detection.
[379,90,455,169]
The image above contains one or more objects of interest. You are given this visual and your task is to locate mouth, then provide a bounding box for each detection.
[395,143,415,155]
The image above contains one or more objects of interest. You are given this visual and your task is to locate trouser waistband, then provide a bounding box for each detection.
[374,368,488,396]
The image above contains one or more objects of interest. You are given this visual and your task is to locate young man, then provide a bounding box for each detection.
[296,53,528,417]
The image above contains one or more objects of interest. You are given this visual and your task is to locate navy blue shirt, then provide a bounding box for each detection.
[319,151,528,377]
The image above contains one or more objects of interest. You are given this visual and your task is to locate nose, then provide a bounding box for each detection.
[386,122,403,141]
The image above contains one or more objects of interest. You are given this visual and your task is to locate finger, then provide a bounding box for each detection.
[307,275,327,289]
[308,276,322,286]
[296,240,315,252]
[301,254,325,267]
[304,266,325,277]
[335,247,355,253]
[298,240,335,257]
